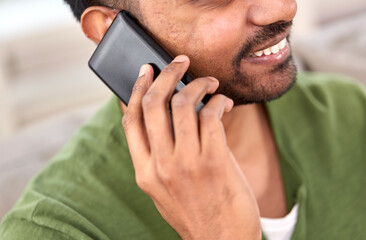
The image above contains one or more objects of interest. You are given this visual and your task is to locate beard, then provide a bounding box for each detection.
[216,21,298,106]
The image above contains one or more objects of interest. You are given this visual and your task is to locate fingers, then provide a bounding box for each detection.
[122,64,154,167]
[123,54,234,170]
[142,55,190,156]
[199,94,234,152]
[171,77,219,154]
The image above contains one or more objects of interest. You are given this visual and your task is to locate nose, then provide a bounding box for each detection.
[247,0,297,26]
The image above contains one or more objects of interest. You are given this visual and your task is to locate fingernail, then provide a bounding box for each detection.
[173,55,188,63]
[139,65,147,78]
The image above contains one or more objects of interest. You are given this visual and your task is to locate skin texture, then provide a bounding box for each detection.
[81,0,297,238]
[138,0,297,105]
[122,59,262,239]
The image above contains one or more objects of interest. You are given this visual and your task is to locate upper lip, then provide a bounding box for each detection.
[246,28,291,55]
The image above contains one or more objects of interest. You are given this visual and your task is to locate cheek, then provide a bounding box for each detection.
[199,17,241,54]
[140,3,244,79]
[139,3,192,55]
[186,16,243,78]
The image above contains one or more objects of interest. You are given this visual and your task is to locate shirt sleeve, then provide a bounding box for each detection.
[0,97,179,240]
[0,217,77,240]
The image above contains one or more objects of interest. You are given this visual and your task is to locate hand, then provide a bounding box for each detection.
[122,55,261,240]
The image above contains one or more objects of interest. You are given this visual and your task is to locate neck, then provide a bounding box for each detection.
[223,103,288,218]
[222,103,274,163]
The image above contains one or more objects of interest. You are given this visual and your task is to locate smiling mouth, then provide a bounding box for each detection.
[249,38,287,57]
[240,36,291,66]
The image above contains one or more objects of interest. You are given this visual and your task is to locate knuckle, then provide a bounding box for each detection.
[135,175,148,190]
[197,77,219,93]
[199,107,218,121]
[142,91,161,109]
[174,155,201,178]
[156,161,174,186]
[163,63,178,73]
[201,152,220,170]
[132,83,146,95]
[180,160,214,182]
[135,172,151,192]
[171,92,190,108]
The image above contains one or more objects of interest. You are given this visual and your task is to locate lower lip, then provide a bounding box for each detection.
[241,43,291,66]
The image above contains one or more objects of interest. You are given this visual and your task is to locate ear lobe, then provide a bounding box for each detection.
[81,7,119,43]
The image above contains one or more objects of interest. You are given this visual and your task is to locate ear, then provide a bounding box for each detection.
[81,7,119,43]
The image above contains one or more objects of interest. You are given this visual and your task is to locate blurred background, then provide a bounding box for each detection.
[0,0,365,220]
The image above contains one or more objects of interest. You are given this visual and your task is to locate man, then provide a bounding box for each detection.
[0,0,365,239]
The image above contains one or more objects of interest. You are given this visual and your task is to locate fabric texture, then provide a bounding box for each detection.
[0,72,365,240]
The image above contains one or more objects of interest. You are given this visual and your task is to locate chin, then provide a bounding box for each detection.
[218,55,298,106]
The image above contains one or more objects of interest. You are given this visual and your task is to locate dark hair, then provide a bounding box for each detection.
[63,0,119,21]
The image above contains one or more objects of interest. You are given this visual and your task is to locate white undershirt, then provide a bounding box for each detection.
[260,204,299,240]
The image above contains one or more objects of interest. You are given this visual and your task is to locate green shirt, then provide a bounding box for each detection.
[1,72,365,240]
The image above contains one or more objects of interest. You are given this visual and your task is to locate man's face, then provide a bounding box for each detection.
[137,0,297,105]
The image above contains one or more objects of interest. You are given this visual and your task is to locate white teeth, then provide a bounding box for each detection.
[279,39,286,49]
[263,48,272,56]
[271,45,279,54]
[254,51,264,57]
[253,38,287,57]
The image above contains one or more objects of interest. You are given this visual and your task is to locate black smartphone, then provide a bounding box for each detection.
[89,11,208,112]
